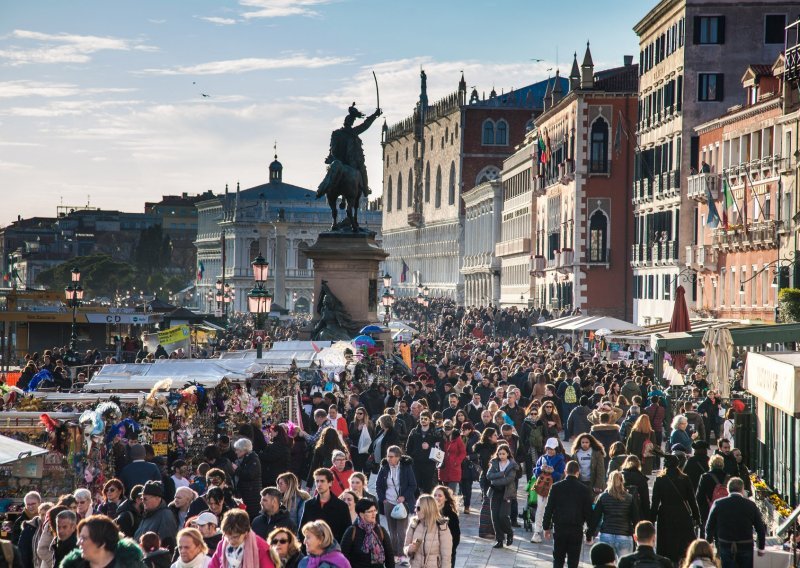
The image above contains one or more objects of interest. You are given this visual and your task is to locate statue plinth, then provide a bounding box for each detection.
[301,231,388,340]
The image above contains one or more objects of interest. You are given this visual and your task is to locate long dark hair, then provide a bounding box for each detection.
[433,485,458,515]
[271,424,290,447]
[570,433,606,456]
[315,427,347,453]
[478,427,497,444]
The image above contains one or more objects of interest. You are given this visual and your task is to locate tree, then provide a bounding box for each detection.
[778,288,800,323]
[36,255,135,298]
[133,225,172,277]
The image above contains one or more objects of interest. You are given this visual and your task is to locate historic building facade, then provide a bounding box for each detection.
[519,48,637,319]
[195,156,382,315]
[632,0,797,325]
[462,180,502,307]
[380,71,558,302]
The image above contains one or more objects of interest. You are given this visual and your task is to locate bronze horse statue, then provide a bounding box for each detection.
[316,159,363,232]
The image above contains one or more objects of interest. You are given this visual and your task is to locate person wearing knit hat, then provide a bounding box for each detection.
[590,541,617,567]
[134,481,178,550]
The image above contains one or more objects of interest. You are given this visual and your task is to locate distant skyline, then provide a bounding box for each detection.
[0,0,643,226]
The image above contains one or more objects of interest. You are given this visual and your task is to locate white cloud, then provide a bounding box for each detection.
[138,54,352,76]
[148,19,167,24]
[196,16,238,25]
[0,29,157,65]
[0,80,136,99]
[0,160,33,171]
[239,0,335,19]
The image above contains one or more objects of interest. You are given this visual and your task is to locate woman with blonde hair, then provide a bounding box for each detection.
[680,539,719,568]
[587,471,639,558]
[299,520,350,568]
[277,472,310,528]
[267,527,303,568]
[626,413,658,475]
[172,528,211,568]
[403,495,452,568]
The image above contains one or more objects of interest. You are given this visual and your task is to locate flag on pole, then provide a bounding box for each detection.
[742,175,749,234]
[196,261,205,282]
[538,136,547,164]
[721,179,735,229]
[706,178,721,229]
[400,259,409,283]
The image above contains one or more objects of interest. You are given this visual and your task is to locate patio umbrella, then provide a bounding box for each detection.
[668,285,692,370]
[701,327,718,383]
[714,326,734,399]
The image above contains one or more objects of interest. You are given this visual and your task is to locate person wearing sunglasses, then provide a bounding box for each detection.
[266,528,303,568]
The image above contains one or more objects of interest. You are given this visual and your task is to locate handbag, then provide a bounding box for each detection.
[429,447,445,467]
[390,503,408,519]
[358,426,372,455]
[534,472,553,497]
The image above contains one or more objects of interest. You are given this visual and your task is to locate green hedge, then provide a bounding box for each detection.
[778,288,800,323]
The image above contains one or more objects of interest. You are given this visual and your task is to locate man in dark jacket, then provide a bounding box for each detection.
[119,444,161,495]
[589,413,622,466]
[405,411,444,494]
[618,521,672,568]
[714,438,739,477]
[706,477,766,568]
[684,440,710,490]
[52,510,78,568]
[299,469,352,543]
[566,396,592,440]
[542,460,593,568]
[11,492,40,546]
[251,487,297,539]
[134,482,178,551]
[114,485,144,538]
[232,438,262,520]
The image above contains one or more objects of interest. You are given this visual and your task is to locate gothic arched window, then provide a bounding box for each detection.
[589,210,609,262]
[407,169,413,207]
[435,165,442,208]
[495,119,508,145]
[448,161,456,205]
[396,172,403,210]
[590,118,609,173]
[424,162,431,202]
[386,176,393,212]
[482,119,495,145]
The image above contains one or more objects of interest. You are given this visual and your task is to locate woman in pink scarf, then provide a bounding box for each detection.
[209,509,275,568]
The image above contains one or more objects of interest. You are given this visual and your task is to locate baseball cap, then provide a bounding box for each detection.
[544,438,559,450]
[195,512,218,526]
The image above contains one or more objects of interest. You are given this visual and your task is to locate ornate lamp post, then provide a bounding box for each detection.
[381,289,395,325]
[247,254,272,359]
[64,267,84,351]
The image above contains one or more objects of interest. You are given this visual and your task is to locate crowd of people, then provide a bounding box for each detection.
[2,300,774,568]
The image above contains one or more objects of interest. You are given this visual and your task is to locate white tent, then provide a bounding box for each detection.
[536,315,585,329]
[553,316,643,332]
[0,433,48,465]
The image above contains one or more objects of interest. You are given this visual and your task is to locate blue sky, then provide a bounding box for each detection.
[0,0,644,226]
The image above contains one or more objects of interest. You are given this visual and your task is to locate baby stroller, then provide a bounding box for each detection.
[522,476,538,532]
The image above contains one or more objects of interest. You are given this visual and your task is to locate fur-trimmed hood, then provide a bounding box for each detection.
[60,537,146,568]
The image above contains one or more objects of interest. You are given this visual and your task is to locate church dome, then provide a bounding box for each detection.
[269,154,283,183]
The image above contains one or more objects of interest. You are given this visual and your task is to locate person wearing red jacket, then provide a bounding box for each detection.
[438,420,466,494]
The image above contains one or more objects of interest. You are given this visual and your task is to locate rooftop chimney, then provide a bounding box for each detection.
[624,55,633,66]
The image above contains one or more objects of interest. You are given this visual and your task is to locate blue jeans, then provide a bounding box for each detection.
[598,533,634,559]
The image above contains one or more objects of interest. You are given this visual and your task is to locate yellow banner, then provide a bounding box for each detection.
[157,324,190,346]
[399,343,412,369]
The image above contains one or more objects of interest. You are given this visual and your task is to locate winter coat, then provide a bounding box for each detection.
[626,430,657,475]
[684,453,710,490]
[589,424,622,456]
[587,407,624,425]
[60,537,146,568]
[669,428,693,453]
[52,533,77,568]
[485,458,520,500]
[135,502,179,551]
[208,533,275,568]
[297,542,349,568]
[33,525,54,568]
[459,432,480,482]
[330,464,354,497]
[696,467,728,529]
[403,518,452,568]
[651,471,700,563]
[143,550,172,568]
[233,451,262,519]
[570,448,605,492]
[685,411,706,440]
[566,406,592,439]
[588,492,638,537]
[260,441,291,488]
[340,523,395,568]
[533,453,566,482]
[251,506,297,541]
[17,516,38,568]
[438,435,466,484]
[405,427,444,473]
[620,380,641,404]
[376,456,417,514]
[289,437,307,480]
[621,468,651,520]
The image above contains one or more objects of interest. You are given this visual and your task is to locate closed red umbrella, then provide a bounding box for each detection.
[668,285,692,371]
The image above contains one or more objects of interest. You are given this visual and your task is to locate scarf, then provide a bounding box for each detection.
[355,516,385,565]
[304,547,350,568]
[221,532,259,568]
[174,553,208,568]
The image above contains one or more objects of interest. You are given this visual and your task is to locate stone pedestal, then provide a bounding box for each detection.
[303,232,388,338]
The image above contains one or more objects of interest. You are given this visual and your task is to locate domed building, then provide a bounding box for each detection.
[195,153,382,314]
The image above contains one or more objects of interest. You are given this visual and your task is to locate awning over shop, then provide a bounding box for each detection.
[744,352,800,415]
[556,316,643,332]
[0,433,49,465]
[536,315,585,329]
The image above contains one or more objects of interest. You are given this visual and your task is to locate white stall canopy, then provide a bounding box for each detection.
[744,352,800,416]
[0,433,49,465]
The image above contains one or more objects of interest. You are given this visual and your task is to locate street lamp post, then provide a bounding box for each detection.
[247,254,272,359]
[64,267,84,351]
[381,273,394,326]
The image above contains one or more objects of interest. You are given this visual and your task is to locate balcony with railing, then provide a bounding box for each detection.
[651,240,678,265]
[687,172,719,202]
[711,220,780,251]
[695,244,717,272]
[529,254,545,276]
[495,238,531,257]
[558,248,574,273]
[286,268,314,278]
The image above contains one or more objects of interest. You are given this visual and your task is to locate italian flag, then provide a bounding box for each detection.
[721,179,735,229]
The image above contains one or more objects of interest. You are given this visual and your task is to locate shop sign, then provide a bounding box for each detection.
[86,313,154,324]
[744,353,800,415]
[157,325,190,346]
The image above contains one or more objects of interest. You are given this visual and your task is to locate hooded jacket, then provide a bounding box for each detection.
[589,423,622,455]
[60,537,146,568]
[297,542,350,568]
[566,405,592,439]
[437,434,466,483]
[376,455,417,514]
[403,518,452,568]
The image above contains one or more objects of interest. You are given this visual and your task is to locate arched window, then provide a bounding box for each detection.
[482,119,495,145]
[590,118,609,173]
[297,241,310,269]
[396,172,403,210]
[435,166,442,208]
[589,210,608,262]
[249,240,260,262]
[495,119,508,145]
[448,161,456,205]
[476,165,500,185]
[424,162,431,202]
[407,169,413,207]
[386,176,393,212]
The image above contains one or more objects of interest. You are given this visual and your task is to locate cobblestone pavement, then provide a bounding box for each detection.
[454,483,593,568]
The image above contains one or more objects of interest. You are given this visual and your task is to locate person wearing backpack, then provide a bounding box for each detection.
[616,521,672,568]
[558,377,580,425]
[695,455,728,538]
